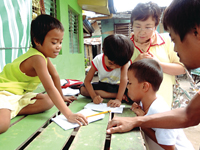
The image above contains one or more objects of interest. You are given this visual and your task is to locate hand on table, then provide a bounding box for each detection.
[67,113,88,126]
[106,117,137,134]
[107,99,121,107]
[63,96,77,103]
[131,102,145,116]
[93,95,103,104]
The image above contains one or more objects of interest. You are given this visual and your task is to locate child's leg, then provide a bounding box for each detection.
[80,86,90,97]
[80,82,118,99]
[0,109,11,134]
[94,90,117,99]
[80,86,117,99]
[18,93,54,115]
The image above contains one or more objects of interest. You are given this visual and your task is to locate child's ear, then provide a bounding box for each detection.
[33,38,41,47]
[142,82,150,92]
[102,48,104,53]
[194,26,200,40]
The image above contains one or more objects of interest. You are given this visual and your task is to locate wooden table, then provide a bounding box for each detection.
[0,96,145,150]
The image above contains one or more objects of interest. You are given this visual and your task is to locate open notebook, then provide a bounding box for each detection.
[84,102,125,113]
[51,109,105,130]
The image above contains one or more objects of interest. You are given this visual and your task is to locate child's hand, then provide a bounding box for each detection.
[131,102,145,116]
[63,96,77,103]
[93,95,103,104]
[67,113,88,126]
[136,52,152,61]
[107,99,121,107]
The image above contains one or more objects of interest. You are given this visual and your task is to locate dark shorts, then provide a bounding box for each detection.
[80,81,133,104]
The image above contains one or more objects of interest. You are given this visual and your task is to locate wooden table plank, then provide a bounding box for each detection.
[0,106,59,150]
[24,96,94,149]
[10,115,25,125]
[68,95,92,112]
[110,108,145,150]
[69,113,110,150]
[25,123,73,150]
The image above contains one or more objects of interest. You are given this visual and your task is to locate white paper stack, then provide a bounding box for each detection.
[51,109,105,130]
[62,87,79,96]
[84,103,125,113]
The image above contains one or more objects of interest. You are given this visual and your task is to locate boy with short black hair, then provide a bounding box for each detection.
[0,14,88,134]
[127,58,194,150]
[80,34,134,107]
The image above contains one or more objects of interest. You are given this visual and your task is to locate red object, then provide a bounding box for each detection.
[61,79,83,89]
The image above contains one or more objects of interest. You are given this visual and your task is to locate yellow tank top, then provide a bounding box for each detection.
[0,48,47,95]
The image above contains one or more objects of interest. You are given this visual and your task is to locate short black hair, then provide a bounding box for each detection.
[130,2,161,27]
[128,58,163,92]
[163,0,200,41]
[31,14,64,48]
[103,34,134,66]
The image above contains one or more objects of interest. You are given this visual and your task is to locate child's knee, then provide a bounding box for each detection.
[43,94,54,109]
[0,109,11,134]
[0,122,10,134]
[80,86,87,96]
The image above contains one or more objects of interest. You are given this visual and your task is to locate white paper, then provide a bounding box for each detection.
[84,103,125,113]
[51,109,105,130]
[62,87,79,96]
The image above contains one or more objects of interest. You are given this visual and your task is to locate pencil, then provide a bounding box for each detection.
[86,110,111,118]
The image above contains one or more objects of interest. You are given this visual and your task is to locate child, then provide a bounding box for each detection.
[80,34,134,107]
[127,58,194,150]
[0,14,88,134]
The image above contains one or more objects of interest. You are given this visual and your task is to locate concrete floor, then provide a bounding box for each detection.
[92,75,200,149]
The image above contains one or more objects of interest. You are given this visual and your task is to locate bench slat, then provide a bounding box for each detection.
[25,123,73,150]
[24,96,94,149]
[0,106,58,150]
[69,114,110,150]
[10,115,25,125]
[110,108,145,150]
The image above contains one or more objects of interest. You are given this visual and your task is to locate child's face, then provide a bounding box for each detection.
[127,70,143,103]
[132,16,156,44]
[104,55,121,70]
[37,28,64,58]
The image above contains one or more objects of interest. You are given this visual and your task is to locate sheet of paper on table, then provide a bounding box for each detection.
[51,109,105,130]
[62,87,79,96]
[84,103,125,113]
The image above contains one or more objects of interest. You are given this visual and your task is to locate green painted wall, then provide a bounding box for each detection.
[50,0,85,81]
[0,0,85,81]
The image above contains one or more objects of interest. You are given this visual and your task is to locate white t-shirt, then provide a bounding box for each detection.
[141,95,194,150]
[92,53,121,84]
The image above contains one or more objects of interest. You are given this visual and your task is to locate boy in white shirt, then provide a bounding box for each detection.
[128,58,194,150]
[80,34,134,107]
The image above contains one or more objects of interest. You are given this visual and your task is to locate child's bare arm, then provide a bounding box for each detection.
[116,63,129,100]
[107,63,129,107]
[84,65,103,103]
[47,58,62,95]
[32,56,88,125]
[47,59,75,103]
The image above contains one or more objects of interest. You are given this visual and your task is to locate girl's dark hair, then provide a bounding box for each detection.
[130,2,161,27]
[128,58,163,92]
[31,14,64,48]
[163,0,200,41]
[103,34,134,66]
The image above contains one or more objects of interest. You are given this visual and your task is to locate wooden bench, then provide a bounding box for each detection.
[0,96,145,150]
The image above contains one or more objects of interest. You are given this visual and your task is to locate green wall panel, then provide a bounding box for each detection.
[51,0,85,81]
